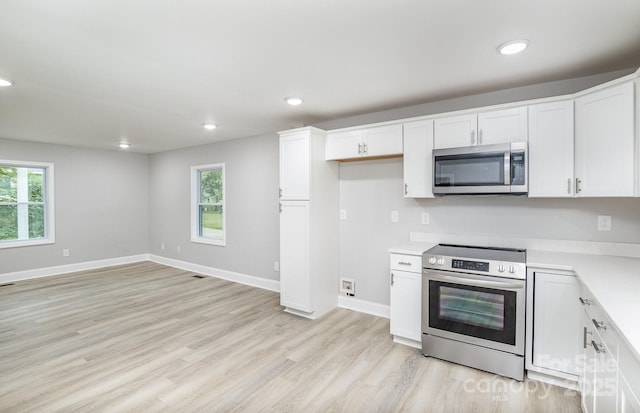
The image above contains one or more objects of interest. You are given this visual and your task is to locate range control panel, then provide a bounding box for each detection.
[451,259,489,272]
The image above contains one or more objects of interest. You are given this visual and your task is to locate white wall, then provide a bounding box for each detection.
[0,138,149,273]
[148,133,280,281]
[339,158,640,305]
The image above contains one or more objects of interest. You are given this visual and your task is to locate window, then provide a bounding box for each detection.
[191,163,225,246]
[0,160,55,248]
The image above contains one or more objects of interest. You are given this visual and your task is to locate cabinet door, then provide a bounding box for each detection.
[582,318,596,413]
[325,129,363,160]
[280,201,311,312]
[594,347,618,413]
[533,272,583,375]
[403,120,434,198]
[477,107,528,145]
[363,124,403,157]
[434,114,477,149]
[575,81,635,197]
[389,269,421,342]
[279,132,310,200]
[620,372,640,413]
[528,101,575,197]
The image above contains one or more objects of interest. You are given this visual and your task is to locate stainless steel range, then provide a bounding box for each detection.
[422,244,526,381]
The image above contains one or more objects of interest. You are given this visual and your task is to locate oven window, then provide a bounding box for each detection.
[434,153,505,187]
[429,280,517,345]
[439,286,504,330]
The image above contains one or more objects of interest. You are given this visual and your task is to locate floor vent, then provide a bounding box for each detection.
[192,275,206,279]
[0,283,15,288]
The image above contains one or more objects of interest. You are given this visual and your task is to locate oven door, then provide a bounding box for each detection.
[422,269,525,355]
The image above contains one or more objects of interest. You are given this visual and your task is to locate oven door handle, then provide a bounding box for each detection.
[426,272,524,290]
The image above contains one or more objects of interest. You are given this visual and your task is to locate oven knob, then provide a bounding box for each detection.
[437,257,445,265]
[498,264,505,272]
[428,257,437,265]
[509,265,516,274]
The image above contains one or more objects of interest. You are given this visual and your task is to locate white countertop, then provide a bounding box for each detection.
[528,249,640,362]
[389,242,436,256]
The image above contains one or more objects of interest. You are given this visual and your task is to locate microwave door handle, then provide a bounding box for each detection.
[504,151,511,185]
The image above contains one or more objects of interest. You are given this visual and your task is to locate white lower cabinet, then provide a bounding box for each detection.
[279,201,311,312]
[577,283,640,413]
[389,253,422,347]
[527,270,583,385]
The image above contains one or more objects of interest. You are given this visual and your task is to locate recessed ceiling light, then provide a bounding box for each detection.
[285,97,303,106]
[203,123,217,130]
[498,40,529,55]
[0,77,14,87]
[119,142,130,149]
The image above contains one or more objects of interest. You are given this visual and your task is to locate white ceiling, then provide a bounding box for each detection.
[1,0,640,153]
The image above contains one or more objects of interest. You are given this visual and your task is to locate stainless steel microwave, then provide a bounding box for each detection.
[433,142,527,194]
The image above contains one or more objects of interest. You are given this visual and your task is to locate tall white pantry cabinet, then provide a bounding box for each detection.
[278,127,339,319]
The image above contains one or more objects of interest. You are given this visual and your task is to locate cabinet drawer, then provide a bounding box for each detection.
[579,287,619,356]
[390,254,422,273]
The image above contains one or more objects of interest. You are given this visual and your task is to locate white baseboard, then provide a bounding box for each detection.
[338,295,390,319]
[0,254,150,284]
[148,254,280,293]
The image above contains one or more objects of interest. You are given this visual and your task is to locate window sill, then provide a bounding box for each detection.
[191,237,226,247]
[0,238,55,249]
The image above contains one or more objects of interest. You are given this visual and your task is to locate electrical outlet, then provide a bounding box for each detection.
[62,249,70,257]
[274,261,280,272]
[421,212,430,225]
[340,209,347,220]
[391,210,399,223]
[177,245,181,253]
[161,242,165,251]
[597,215,612,231]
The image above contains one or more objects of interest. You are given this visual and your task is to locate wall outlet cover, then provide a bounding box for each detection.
[421,212,430,225]
[391,210,399,223]
[597,215,612,231]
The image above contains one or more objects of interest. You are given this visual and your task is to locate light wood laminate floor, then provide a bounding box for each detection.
[0,262,582,413]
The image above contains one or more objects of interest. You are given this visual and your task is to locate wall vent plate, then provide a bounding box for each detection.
[340,278,355,296]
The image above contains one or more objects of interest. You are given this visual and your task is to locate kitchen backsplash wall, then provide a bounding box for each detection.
[339,158,640,306]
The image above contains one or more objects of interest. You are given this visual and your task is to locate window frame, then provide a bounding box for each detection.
[0,160,55,249]
[190,162,226,247]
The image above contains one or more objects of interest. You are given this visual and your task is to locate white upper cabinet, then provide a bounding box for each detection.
[325,124,402,160]
[279,130,311,200]
[528,100,575,197]
[433,114,477,149]
[434,107,527,149]
[324,129,362,160]
[575,81,635,197]
[403,119,434,198]
[477,107,528,145]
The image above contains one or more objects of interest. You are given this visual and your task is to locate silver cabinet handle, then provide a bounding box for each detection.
[576,178,582,194]
[279,203,282,213]
[404,183,408,195]
[397,261,412,266]
[567,178,571,194]
[579,297,591,306]
[470,130,476,145]
[583,327,591,349]
[479,129,483,145]
[391,273,395,286]
[592,319,607,331]
[279,187,283,198]
[591,341,606,354]
[363,142,368,154]
[357,143,362,154]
